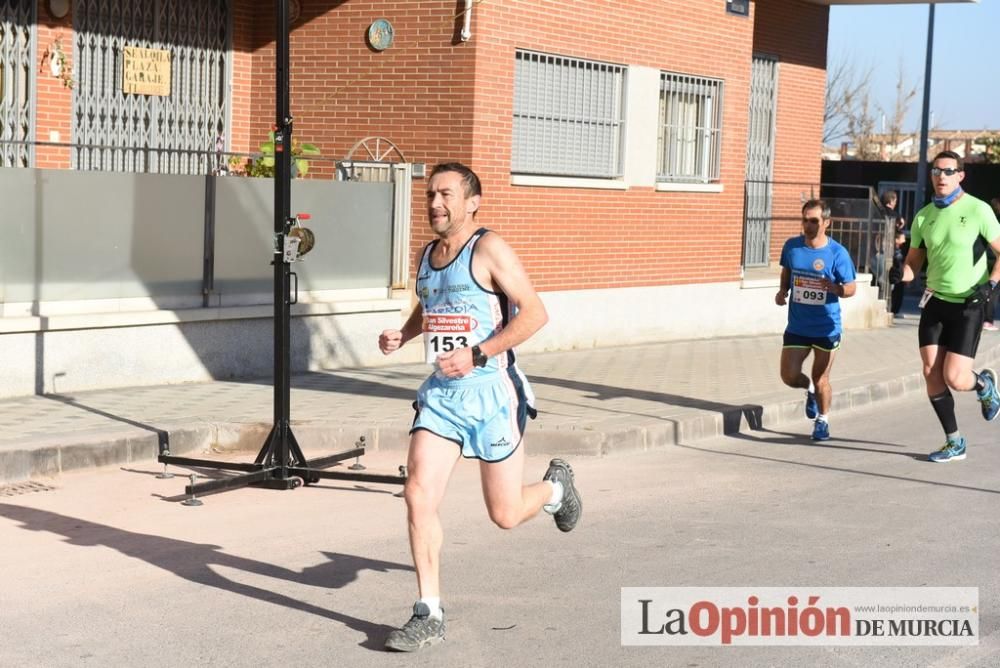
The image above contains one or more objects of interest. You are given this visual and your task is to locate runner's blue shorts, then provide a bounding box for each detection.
[411,367,536,462]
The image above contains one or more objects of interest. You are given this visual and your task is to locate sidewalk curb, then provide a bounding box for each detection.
[581,343,1000,456]
[4,342,999,485]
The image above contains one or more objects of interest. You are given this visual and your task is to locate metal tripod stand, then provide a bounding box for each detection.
[158,0,405,499]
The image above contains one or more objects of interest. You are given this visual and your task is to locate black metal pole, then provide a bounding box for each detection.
[202,174,216,308]
[916,4,935,208]
[157,0,406,498]
[274,0,292,476]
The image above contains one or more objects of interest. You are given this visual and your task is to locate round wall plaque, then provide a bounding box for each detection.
[367,18,394,51]
[48,0,70,19]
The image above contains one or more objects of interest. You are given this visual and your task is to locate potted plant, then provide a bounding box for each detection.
[229,131,321,177]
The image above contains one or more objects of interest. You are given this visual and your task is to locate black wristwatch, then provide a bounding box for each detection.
[471,345,488,368]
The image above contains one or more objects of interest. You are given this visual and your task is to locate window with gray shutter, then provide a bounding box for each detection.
[657,72,723,183]
[512,50,625,178]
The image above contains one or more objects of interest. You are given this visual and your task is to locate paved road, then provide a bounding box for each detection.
[2,390,998,667]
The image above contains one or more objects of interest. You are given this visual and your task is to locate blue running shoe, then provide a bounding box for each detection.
[928,437,967,463]
[976,369,1000,421]
[811,419,830,441]
[805,391,818,420]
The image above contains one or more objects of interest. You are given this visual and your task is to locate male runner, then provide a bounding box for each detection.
[775,199,857,441]
[900,151,1000,462]
[378,162,582,651]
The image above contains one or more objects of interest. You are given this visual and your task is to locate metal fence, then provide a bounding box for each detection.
[0,138,417,305]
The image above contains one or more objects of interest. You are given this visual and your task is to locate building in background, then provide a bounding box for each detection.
[3,0,954,397]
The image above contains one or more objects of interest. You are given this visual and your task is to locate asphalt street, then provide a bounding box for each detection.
[2,389,999,668]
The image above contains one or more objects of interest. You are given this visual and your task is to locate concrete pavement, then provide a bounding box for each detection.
[3,313,1000,486]
[2,390,999,666]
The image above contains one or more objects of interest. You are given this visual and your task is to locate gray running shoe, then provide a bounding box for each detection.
[384,602,445,652]
[543,458,582,532]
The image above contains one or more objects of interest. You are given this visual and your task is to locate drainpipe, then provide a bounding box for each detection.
[460,0,473,42]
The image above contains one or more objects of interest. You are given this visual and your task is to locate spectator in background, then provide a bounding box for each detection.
[873,191,904,295]
[889,231,907,317]
[885,191,908,315]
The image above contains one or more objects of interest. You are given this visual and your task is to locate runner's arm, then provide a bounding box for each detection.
[775,267,790,306]
[901,247,926,284]
[474,233,548,358]
[833,280,857,298]
[988,236,1000,285]
[398,302,424,345]
[378,302,423,355]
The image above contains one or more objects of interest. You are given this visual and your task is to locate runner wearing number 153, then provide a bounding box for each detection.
[775,199,858,441]
[377,162,582,652]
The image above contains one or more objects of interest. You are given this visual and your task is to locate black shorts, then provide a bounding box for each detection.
[918,295,984,358]
[782,331,842,352]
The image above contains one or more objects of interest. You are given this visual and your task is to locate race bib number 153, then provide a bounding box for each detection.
[423,314,475,363]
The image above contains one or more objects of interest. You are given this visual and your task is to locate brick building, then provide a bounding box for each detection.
[3,1,942,395]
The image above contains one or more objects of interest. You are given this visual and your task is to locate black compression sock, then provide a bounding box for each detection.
[929,390,958,435]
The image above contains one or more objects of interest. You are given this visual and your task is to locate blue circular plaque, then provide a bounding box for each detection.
[368,18,394,51]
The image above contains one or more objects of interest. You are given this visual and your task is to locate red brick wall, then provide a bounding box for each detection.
[229,1,256,157]
[34,1,73,168]
[471,0,754,290]
[752,0,830,263]
[28,0,828,290]
[248,1,763,290]
[247,2,475,183]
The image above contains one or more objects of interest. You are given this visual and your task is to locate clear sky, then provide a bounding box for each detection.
[827,0,999,134]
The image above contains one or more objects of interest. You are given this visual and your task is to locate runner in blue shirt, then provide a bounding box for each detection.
[775,199,858,441]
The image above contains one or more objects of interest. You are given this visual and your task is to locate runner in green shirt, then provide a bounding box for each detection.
[902,151,1000,462]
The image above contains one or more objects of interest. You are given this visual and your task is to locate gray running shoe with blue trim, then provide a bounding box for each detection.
[543,459,582,533]
[384,602,445,652]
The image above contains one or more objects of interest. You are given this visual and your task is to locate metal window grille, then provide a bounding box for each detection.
[512,50,625,178]
[657,72,723,183]
[72,0,231,175]
[0,0,34,168]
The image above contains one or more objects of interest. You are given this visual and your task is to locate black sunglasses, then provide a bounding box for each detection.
[931,167,962,176]
[802,217,823,224]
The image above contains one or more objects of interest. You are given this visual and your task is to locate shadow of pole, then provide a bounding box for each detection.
[44,393,170,453]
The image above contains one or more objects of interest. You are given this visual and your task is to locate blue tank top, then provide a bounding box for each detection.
[417,228,515,378]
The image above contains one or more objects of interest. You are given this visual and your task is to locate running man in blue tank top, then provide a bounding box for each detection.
[378,163,582,652]
[775,199,857,442]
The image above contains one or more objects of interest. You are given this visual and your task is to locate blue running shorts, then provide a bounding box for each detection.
[410,367,537,462]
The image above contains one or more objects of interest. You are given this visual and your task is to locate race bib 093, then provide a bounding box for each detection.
[791,275,827,306]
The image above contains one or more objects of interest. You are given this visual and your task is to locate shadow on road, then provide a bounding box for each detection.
[0,503,411,650]
[676,434,1000,495]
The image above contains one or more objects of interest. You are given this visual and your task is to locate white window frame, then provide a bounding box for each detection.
[657,71,724,184]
